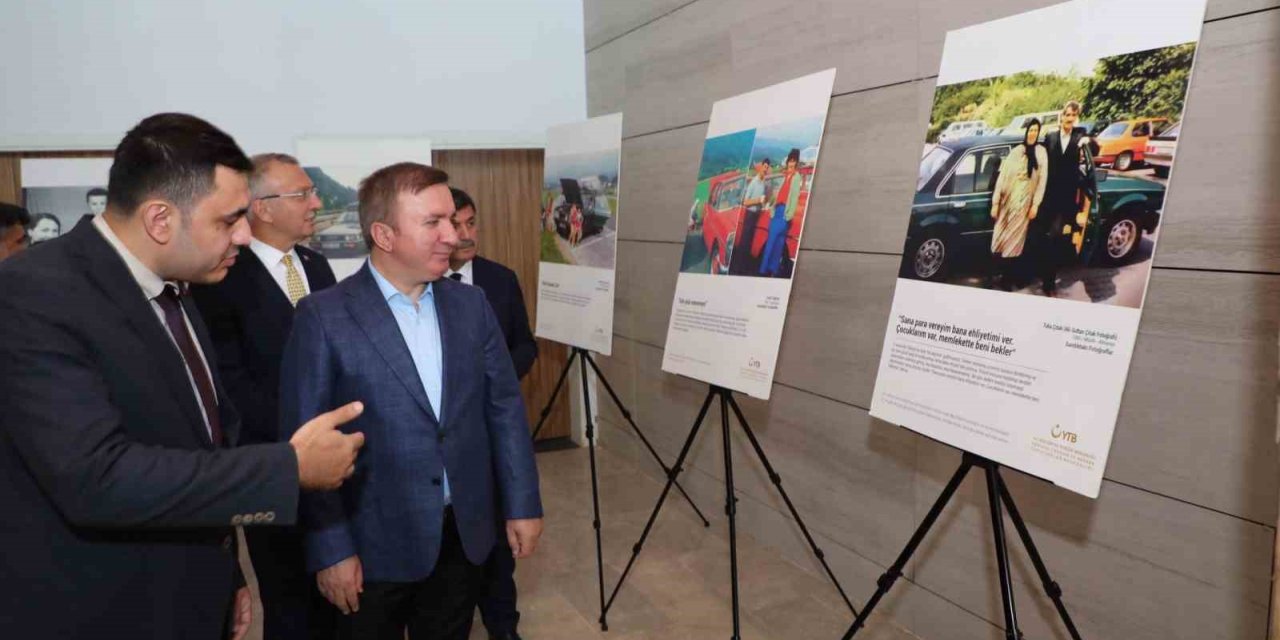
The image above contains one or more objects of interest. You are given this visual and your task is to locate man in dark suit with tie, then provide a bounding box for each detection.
[445,187,537,640]
[280,162,543,639]
[1035,100,1098,297]
[0,113,365,640]
[192,153,339,639]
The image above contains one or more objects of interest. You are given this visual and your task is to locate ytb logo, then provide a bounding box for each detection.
[1051,424,1078,444]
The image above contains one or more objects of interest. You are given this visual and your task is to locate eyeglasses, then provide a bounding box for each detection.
[258,187,318,201]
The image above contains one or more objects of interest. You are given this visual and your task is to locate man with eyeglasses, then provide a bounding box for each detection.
[192,153,337,640]
[0,202,31,261]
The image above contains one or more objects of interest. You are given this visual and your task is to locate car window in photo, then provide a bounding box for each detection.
[917,147,952,191]
[1100,122,1128,137]
[940,146,1009,196]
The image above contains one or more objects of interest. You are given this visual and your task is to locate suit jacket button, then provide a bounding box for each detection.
[222,535,233,550]
[231,514,243,526]
[431,477,441,486]
[265,512,276,523]
[437,432,445,443]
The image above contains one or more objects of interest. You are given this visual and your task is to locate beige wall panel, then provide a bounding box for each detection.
[773,252,897,408]
[1151,11,1280,272]
[587,0,921,139]
[1110,269,1280,523]
[798,82,931,254]
[910,439,1273,639]
[617,124,708,243]
[612,243,1279,521]
[614,239,682,348]
[585,0,694,51]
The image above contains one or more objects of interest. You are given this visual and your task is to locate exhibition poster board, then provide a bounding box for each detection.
[534,113,623,355]
[870,0,1208,497]
[294,137,434,281]
[662,69,837,400]
[20,158,112,246]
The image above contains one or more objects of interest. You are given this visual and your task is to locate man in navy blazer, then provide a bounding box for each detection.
[0,113,364,640]
[445,187,537,640]
[192,153,339,640]
[279,162,543,639]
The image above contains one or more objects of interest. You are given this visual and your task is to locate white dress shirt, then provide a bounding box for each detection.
[92,215,216,438]
[444,260,474,285]
[249,237,311,300]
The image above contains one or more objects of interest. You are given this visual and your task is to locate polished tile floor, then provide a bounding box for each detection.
[241,445,919,639]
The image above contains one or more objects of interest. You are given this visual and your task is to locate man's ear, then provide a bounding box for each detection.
[370,221,395,253]
[139,199,178,245]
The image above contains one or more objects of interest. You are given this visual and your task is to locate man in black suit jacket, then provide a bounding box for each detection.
[0,113,364,640]
[446,187,538,640]
[1035,100,1098,296]
[192,153,339,640]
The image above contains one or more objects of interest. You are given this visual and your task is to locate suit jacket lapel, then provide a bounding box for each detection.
[183,293,236,447]
[299,248,336,289]
[69,223,213,446]
[345,266,439,424]
[433,279,459,428]
[239,249,294,323]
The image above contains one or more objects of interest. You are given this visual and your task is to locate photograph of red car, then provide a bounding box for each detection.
[679,116,823,279]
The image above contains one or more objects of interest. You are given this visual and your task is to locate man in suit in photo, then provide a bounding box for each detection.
[280,162,544,639]
[1035,100,1098,297]
[192,152,339,639]
[445,187,537,640]
[0,113,365,640]
[0,202,31,261]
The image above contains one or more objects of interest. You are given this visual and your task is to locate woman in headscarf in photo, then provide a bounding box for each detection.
[989,118,1048,290]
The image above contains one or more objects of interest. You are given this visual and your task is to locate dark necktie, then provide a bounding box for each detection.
[155,285,223,446]
[449,273,463,282]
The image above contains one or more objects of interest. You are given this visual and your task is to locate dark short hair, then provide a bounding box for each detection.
[450,187,476,214]
[786,148,801,164]
[29,212,60,232]
[756,157,772,166]
[358,163,450,250]
[1062,100,1082,115]
[107,113,252,215]
[0,202,30,230]
[85,187,107,202]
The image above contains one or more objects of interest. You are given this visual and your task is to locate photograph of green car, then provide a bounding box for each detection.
[898,42,1192,308]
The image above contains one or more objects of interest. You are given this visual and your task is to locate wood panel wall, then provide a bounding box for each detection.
[433,149,572,440]
[584,1,1280,638]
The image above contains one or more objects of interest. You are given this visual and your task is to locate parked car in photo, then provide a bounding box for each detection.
[1144,121,1179,179]
[938,120,990,143]
[309,206,365,257]
[902,135,1165,282]
[699,166,811,276]
[1000,111,1060,139]
[552,177,612,240]
[1095,117,1170,171]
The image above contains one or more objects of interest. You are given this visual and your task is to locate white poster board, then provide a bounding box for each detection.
[661,69,836,399]
[20,158,113,246]
[870,0,1207,497]
[534,113,623,355]
[294,137,434,281]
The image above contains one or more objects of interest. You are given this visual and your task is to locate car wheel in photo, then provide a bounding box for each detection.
[1103,215,1141,263]
[710,240,730,275]
[910,234,949,281]
[1114,151,1133,172]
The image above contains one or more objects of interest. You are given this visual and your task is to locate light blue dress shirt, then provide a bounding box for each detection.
[369,261,449,505]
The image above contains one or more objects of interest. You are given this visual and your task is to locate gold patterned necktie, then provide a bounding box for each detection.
[282,254,306,306]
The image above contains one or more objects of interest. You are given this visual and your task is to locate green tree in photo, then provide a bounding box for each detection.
[927,72,1085,142]
[1082,43,1196,122]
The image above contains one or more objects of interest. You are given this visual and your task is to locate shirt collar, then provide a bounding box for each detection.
[368,258,433,304]
[447,260,474,283]
[92,215,171,300]
[249,236,297,269]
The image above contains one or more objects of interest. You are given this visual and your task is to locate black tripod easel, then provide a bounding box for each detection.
[840,451,1083,640]
[603,385,857,639]
[530,346,710,631]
